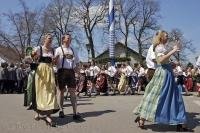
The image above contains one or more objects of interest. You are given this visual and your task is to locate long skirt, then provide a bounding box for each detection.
[185,76,193,91]
[96,73,108,93]
[134,64,187,125]
[26,71,35,106]
[117,74,127,92]
[34,63,59,115]
[76,74,87,93]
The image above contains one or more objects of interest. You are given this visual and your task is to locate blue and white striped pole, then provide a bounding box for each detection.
[109,0,115,66]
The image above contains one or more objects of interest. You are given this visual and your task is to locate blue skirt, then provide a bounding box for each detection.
[155,64,187,125]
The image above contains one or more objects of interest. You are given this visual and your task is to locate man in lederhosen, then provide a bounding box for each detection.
[55,33,81,120]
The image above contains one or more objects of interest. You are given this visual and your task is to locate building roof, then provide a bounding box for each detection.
[0,45,20,63]
[95,42,145,59]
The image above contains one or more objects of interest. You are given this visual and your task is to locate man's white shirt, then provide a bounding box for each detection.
[126,65,133,77]
[85,68,90,77]
[107,66,117,77]
[89,65,100,77]
[55,46,79,69]
[176,66,183,75]
[138,67,145,77]
[146,45,156,69]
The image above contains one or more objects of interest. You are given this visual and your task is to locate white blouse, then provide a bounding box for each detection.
[155,44,167,57]
[34,46,54,58]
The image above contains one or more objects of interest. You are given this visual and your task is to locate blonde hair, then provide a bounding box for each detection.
[152,30,168,49]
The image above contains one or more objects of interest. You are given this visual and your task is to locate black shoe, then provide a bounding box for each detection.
[135,116,146,129]
[45,120,56,127]
[64,96,68,100]
[73,114,82,120]
[59,111,65,118]
[102,93,109,96]
[134,116,140,123]
[27,105,33,110]
[34,116,40,121]
[176,124,193,132]
[88,93,92,97]
[111,93,116,96]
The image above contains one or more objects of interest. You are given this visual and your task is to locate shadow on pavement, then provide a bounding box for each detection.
[64,96,96,101]
[76,98,92,101]
[187,112,200,129]
[52,110,116,126]
[63,102,94,107]
[136,112,199,132]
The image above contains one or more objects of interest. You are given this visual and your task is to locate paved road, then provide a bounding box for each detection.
[0,94,199,133]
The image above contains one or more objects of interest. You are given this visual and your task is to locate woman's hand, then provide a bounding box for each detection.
[158,41,181,64]
[53,55,59,65]
[31,51,39,61]
[173,40,181,52]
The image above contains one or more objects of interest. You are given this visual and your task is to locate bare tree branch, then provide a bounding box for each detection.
[74,0,108,59]
[131,0,160,63]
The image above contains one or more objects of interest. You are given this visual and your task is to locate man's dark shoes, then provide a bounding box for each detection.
[176,124,193,132]
[73,114,85,122]
[59,111,65,118]
[73,114,81,120]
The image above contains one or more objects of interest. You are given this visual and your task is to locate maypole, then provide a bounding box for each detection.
[109,0,115,65]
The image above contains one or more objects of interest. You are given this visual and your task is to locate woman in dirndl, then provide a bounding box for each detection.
[32,33,59,127]
[95,65,108,95]
[117,64,127,94]
[134,30,190,132]
[76,64,88,96]
[194,68,200,97]
[185,67,193,91]
[25,62,38,108]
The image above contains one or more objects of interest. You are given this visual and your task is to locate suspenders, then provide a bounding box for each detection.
[40,46,43,58]
[61,55,65,69]
[61,47,75,69]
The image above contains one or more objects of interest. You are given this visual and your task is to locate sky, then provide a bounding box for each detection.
[0,0,199,63]
[159,0,200,63]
